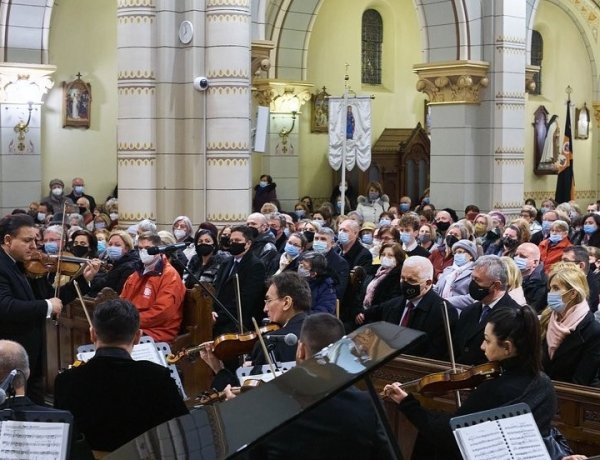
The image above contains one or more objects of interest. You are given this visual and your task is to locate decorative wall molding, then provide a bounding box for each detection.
[117,158,156,166]
[207,69,249,79]
[252,78,313,109]
[118,87,156,95]
[117,142,156,151]
[206,14,249,24]
[525,190,597,201]
[413,60,490,104]
[117,0,154,7]
[0,63,56,104]
[525,65,540,94]
[207,0,250,6]
[206,142,250,151]
[206,158,249,166]
[120,211,156,220]
[206,212,249,222]
[117,15,155,24]
[118,70,155,80]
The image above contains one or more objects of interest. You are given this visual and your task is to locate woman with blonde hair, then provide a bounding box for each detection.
[541,262,600,386]
[501,256,527,306]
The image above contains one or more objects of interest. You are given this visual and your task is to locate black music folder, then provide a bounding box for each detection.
[105,322,425,460]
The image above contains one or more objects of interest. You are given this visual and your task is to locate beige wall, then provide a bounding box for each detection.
[525,1,596,206]
[43,0,117,205]
[300,0,422,201]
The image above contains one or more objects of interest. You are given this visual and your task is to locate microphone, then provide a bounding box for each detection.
[264,333,298,346]
[146,243,187,255]
[0,370,18,405]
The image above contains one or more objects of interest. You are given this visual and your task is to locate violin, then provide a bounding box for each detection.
[382,362,502,398]
[195,379,262,405]
[24,250,106,278]
[166,323,281,363]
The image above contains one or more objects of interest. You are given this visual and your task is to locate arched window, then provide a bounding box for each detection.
[531,30,543,95]
[362,9,383,85]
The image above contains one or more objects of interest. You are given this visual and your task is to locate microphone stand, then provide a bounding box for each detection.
[167,249,241,329]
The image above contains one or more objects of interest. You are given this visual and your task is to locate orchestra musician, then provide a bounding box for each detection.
[0,214,62,404]
[200,271,309,387]
[205,314,394,460]
[383,305,563,460]
[54,298,188,452]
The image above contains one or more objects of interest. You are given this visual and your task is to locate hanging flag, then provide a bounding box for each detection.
[554,101,575,203]
[328,97,372,172]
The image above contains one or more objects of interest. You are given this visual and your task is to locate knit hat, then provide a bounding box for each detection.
[49,178,64,188]
[488,211,506,226]
[452,239,478,260]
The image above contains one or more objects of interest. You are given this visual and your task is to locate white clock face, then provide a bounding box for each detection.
[178,20,194,44]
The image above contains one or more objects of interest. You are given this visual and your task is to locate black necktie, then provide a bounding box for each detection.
[229,259,239,278]
[479,305,491,324]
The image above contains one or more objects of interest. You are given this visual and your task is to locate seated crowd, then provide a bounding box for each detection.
[3,175,600,457]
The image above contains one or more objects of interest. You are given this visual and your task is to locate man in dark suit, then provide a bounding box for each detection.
[515,242,547,312]
[0,214,63,404]
[0,340,94,460]
[561,245,600,312]
[454,255,520,365]
[213,225,266,336]
[358,256,456,360]
[54,298,188,452]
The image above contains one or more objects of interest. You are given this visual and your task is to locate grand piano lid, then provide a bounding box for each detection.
[105,322,425,460]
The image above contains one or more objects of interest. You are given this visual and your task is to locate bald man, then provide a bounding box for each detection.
[514,243,547,312]
[246,212,279,273]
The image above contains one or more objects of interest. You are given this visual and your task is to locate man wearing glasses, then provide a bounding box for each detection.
[0,214,63,404]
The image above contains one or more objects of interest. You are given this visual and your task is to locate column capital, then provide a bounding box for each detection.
[413,60,490,104]
[592,101,600,127]
[253,79,313,110]
[0,63,56,104]
[525,65,540,94]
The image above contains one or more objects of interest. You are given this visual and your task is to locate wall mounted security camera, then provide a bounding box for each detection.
[193,77,209,91]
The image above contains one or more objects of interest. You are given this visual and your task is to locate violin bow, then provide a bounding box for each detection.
[72,280,92,329]
[235,273,244,334]
[251,317,278,377]
[53,202,69,299]
[442,300,462,407]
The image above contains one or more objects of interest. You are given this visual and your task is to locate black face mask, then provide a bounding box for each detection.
[502,237,518,249]
[78,206,87,215]
[71,245,89,258]
[469,279,491,301]
[248,227,259,239]
[228,242,246,256]
[402,281,421,300]
[269,227,277,238]
[303,231,315,243]
[195,244,214,256]
[445,234,459,248]
[436,221,450,233]
[220,235,230,248]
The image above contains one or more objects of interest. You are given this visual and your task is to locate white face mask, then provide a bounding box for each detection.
[109,213,119,221]
[174,229,187,241]
[380,256,396,269]
[52,187,63,196]
[139,248,157,266]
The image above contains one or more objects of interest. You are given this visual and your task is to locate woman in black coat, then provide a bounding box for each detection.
[89,230,139,296]
[384,306,559,460]
[541,263,600,387]
[571,213,600,248]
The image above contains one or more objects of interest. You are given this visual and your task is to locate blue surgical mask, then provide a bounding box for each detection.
[361,233,373,245]
[453,253,468,267]
[379,218,391,227]
[95,222,106,230]
[44,242,59,255]
[547,291,567,313]
[513,256,528,272]
[74,185,84,194]
[106,246,123,260]
[295,210,305,218]
[549,233,563,244]
[284,242,301,258]
[584,224,597,235]
[297,266,311,278]
[283,228,291,238]
[97,241,107,253]
[337,231,350,245]
[259,180,268,188]
[400,232,412,244]
[542,220,552,233]
[399,203,410,212]
[540,207,549,215]
[312,240,328,253]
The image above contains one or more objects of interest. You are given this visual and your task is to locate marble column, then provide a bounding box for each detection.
[116,0,157,227]
[205,0,252,224]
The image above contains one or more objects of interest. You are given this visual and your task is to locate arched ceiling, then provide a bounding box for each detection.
[0,0,54,64]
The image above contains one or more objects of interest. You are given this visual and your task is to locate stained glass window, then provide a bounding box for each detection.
[362,9,383,85]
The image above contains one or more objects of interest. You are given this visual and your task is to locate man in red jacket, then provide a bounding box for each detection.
[120,232,185,342]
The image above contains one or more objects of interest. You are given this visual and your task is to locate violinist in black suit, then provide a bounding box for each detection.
[0,214,63,404]
[357,256,456,360]
[212,225,266,336]
[454,255,520,365]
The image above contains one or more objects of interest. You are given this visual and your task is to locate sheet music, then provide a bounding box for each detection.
[0,421,69,460]
[77,343,166,367]
[453,413,550,460]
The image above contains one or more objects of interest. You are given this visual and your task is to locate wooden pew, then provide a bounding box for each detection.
[44,285,214,405]
[372,355,600,457]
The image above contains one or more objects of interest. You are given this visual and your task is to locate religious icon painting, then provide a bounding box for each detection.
[63,75,92,128]
[311,87,330,133]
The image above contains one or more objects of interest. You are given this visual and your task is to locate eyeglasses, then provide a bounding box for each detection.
[264,297,282,304]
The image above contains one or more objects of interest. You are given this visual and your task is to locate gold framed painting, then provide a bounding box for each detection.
[311,87,330,133]
[63,76,91,128]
